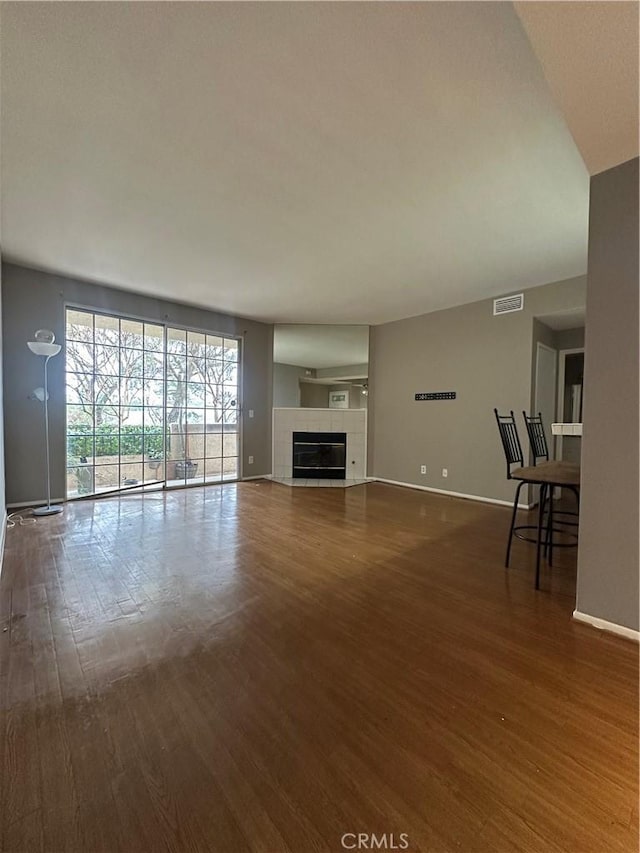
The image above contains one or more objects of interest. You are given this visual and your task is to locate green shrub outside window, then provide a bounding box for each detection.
[67,425,164,459]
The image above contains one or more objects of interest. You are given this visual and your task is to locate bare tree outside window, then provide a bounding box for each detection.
[66,320,164,426]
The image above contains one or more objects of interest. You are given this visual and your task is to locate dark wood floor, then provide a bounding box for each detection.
[0,482,637,852]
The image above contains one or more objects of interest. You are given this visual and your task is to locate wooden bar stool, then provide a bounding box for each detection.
[494,409,581,589]
[522,410,580,482]
[522,411,580,566]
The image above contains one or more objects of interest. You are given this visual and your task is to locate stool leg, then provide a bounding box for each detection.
[548,485,554,566]
[535,483,547,590]
[543,489,551,558]
[505,481,524,568]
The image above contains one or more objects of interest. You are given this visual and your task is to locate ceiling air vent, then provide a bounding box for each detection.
[493,293,524,316]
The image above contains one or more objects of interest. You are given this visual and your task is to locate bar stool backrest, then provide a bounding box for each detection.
[494,409,524,479]
[523,412,549,465]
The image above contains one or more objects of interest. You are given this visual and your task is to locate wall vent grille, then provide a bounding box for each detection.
[493,293,524,315]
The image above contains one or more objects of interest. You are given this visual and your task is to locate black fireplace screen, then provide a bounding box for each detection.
[292,432,346,479]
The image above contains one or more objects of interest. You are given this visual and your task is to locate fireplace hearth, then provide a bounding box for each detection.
[292,431,347,479]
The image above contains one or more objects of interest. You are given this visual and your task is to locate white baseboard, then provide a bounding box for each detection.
[0,509,6,580]
[7,499,66,510]
[242,474,271,481]
[372,477,532,509]
[573,610,640,642]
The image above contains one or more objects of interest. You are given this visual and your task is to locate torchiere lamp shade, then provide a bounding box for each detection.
[28,341,61,357]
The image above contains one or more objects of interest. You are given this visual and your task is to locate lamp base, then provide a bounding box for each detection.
[33,505,64,517]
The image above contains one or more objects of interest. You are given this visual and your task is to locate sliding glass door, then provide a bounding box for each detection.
[65,309,240,498]
[164,327,239,487]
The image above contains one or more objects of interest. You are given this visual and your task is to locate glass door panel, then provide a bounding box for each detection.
[65,310,240,497]
[222,337,240,481]
[168,327,240,487]
[65,309,167,498]
[66,310,96,496]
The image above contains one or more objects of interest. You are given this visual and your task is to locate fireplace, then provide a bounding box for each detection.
[292,432,346,479]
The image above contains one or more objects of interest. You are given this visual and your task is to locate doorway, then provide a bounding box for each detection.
[534,342,558,459]
[557,348,584,464]
[65,309,240,498]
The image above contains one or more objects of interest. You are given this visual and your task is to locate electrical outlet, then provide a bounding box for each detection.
[420,465,427,475]
[248,409,254,418]
[442,468,448,478]
[248,455,254,465]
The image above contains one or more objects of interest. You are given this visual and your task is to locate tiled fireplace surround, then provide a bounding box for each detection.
[272,408,367,481]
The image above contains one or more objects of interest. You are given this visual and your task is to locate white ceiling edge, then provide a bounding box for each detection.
[515,1,639,176]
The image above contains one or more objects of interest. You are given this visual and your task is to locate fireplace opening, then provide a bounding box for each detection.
[292,432,346,479]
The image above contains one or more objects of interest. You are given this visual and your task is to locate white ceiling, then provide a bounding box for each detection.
[536,308,586,331]
[1,2,592,324]
[515,2,639,176]
[273,325,369,370]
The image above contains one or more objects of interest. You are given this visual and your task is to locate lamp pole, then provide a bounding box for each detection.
[28,331,63,516]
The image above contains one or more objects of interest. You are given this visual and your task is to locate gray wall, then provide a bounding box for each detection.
[576,158,639,631]
[2,263,273,504]
[300,382,329,408]
[368,275,586,502]
[555,327,585,351]
[273,362,307,408]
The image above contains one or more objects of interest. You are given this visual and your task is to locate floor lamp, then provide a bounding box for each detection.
[28,329,64,516]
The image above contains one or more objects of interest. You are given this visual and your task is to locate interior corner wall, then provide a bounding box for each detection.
[554,327,585,351]
[576,157,639,632]
[299,382,329,408]
[1,263,273,505]
[273,362,306,408]
[368,275,586,503]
